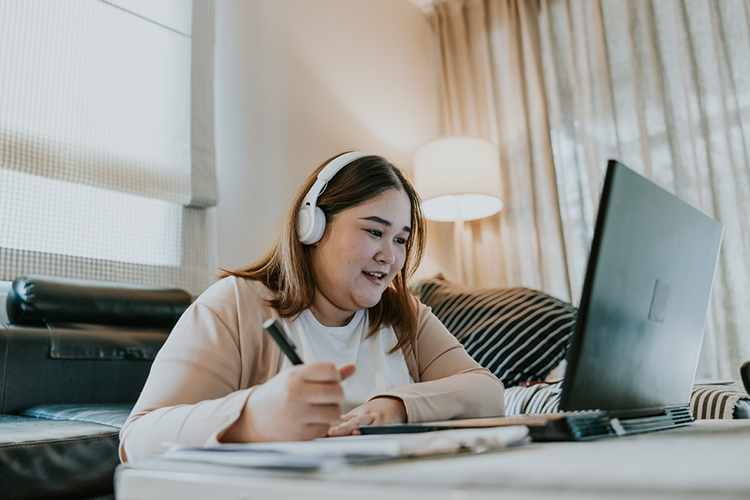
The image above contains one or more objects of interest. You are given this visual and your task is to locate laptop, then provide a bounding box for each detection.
[362,160,724,441]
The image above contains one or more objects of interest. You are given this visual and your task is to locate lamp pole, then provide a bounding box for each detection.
[414,137,502,286]
[453,212,465,285]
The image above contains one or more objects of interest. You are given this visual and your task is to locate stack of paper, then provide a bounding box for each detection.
[162,425,529,470]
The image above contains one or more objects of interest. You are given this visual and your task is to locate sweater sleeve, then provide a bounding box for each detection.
[373,300,505,422]
[119,278,279,462]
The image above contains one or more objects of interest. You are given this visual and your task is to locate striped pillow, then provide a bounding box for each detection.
[691,382,750,419]
[414,277,577,387]
[503,381,750,419]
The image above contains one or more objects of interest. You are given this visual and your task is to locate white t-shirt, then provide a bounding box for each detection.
[279,309,413,413]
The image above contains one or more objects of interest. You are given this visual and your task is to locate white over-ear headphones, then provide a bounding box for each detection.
[297,151,373,245]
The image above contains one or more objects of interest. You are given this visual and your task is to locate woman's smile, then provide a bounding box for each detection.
[362,270,387,284]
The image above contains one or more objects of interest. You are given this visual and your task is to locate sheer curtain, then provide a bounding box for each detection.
[429,0,750,379]
[429,0,572,302]
[0,0,216,296]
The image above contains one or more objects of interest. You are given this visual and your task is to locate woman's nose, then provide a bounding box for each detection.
[376,243,396,265]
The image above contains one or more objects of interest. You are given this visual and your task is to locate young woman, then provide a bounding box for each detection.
[119,152,504,462]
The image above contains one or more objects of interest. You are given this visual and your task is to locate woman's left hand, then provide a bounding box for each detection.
[326,396,407,437]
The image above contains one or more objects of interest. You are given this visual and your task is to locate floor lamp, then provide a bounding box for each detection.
[414,137,502,285]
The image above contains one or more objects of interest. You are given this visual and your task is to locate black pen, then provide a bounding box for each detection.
[263,318,304,365]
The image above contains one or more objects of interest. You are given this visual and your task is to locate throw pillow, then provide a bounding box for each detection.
[414,276,577,387]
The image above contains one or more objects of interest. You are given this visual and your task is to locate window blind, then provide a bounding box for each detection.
[0,0,216,296]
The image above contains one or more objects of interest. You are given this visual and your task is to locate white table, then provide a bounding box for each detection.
[115,420,750,500]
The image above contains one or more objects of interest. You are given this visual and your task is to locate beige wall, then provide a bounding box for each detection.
[212,0,441,275]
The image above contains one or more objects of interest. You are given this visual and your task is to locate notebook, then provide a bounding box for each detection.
[362,160,724,441]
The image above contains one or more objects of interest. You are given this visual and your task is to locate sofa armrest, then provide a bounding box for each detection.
[6,274,191,328]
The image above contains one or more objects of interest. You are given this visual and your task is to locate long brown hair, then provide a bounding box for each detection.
[220,153,426,354]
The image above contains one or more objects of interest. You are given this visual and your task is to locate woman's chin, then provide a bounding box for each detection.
[353,293,384,311]
[350,280,393,310]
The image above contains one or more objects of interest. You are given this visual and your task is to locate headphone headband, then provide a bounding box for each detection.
[297,152,374,245]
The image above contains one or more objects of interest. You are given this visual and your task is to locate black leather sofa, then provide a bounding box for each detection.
[0,275,191,500]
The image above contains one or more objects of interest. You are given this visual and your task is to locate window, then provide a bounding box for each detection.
[0,0,216,296]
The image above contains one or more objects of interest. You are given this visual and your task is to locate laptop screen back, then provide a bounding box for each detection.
[560,160,723,413]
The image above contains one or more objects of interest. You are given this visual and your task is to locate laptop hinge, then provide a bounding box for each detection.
[529,405,693,441]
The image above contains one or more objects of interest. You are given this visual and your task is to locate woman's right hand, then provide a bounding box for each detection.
[221,362,355,443]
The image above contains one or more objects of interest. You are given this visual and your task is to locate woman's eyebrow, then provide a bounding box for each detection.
[360,216,412,233]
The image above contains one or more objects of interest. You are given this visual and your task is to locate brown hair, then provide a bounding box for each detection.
[219,153,426,354]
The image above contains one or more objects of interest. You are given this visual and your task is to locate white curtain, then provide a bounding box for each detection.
[0,0,216,296]
[429,0,750,379]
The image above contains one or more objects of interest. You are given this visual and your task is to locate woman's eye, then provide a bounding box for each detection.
[394,237,406,245]
[368,230,382,237]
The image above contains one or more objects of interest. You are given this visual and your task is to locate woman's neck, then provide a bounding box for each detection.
[308,298,356,327]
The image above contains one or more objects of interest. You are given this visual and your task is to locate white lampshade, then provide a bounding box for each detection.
[413,137,502,222]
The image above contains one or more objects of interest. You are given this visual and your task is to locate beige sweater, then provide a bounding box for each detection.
[119,277,505,461]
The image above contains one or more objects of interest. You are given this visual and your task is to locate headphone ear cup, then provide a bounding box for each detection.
[298,205,326,245]
[308,206,326,244]
[297,205,312,243]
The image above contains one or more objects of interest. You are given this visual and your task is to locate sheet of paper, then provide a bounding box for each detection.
[161,425,529,469]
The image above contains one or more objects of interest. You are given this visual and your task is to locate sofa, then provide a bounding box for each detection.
[3,273,748,499]
[0,275,192,500]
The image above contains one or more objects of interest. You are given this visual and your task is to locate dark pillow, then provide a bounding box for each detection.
[414,277,577,387]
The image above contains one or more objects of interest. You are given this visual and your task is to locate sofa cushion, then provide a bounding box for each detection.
[21,403,133,428]
[414,277,576,387]
[0,414,122,500]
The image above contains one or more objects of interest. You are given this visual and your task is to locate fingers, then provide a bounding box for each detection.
[298,403,345,427]
[286,363,346,405]
[326,397,408,437]
[298,362,355,382]
[327,412,375,437]
[298,362,344,382]
[338,363,356,381]
[287,378,344,405]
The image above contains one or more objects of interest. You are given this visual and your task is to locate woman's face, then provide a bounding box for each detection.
[308,188,412,327]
